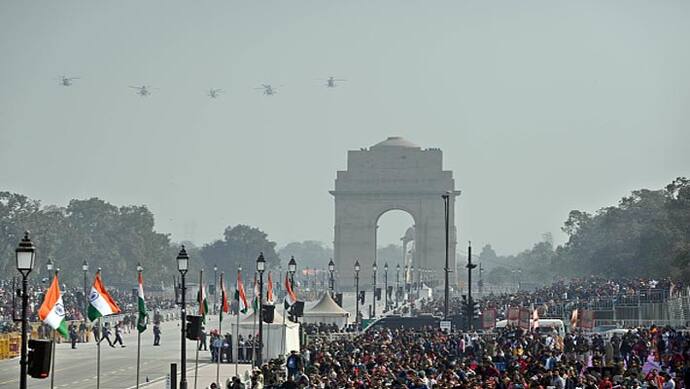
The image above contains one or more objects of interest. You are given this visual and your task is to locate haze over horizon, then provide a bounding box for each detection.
[1,1,688,256]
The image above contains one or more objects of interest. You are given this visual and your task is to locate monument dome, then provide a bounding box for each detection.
[371,136,420,149]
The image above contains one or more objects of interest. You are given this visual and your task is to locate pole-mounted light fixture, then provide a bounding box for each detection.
[257,253,266,273]
[176,246,189,274]
[288,256,296,274]
[15,232,36,275]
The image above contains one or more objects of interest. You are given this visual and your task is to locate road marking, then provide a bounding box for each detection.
[123,362,211,389]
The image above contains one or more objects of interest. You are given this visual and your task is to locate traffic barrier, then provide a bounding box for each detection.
[8,334,20,358]
[0,335,9,359]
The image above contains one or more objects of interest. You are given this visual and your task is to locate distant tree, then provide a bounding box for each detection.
[200,225,280,278]
[0,194,174,286]
[485,266,512,284]
[0,192,42,275]
[377,244,404,267]
[478,244,498,265]
[278,241,333,270]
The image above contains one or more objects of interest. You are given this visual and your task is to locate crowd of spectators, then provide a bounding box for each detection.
[211,277,690,389]
[416,277,679,321]
[238,323,690,389]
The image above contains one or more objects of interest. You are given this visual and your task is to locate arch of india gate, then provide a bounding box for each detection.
[330,136,460,290]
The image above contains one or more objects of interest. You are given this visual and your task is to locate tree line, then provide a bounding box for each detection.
[0,192,280,287]
[482,177,690,285]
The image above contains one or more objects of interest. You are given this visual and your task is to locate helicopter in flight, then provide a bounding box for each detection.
[58,76,80,86]
[208,88,223,98]
[129,85,154,97]
[255,84,278,96]
[324,76,346,88]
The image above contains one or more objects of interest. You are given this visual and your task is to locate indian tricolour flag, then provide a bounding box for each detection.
[88,271,121,321]
[137,271,148,333]
[252,275,260,312]
[283,272,297,309]
[38,275,69,339]
[267,272,275,305]
[236,271,249,314]
[198,283,209,323]
[219,273,229,321]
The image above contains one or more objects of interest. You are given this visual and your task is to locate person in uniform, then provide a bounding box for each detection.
[153,323,161,346]
[113,322,125,347]
[199,325,208,351]
[99,322,114,347]
[69,323,79,349]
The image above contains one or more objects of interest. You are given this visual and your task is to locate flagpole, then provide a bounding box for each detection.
[136,330,141,389]
[50,329,56,389]
[49,269,58,389]
[216,313,222,384]
[216,272,223,387]
[281,304,286,356]
[266,316,271,364]
[193,339,200,389]
[235,267,242,377]
[136,264,144,389]
[235,304,240,376]
[194,269,203,389]
[251,301,257,368]
[97,316,102,389]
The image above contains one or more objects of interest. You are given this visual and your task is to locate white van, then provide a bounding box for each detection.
[494,319,566,337]
[535,319,566,337]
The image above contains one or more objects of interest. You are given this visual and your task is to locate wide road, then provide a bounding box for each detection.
[0,314,223,389]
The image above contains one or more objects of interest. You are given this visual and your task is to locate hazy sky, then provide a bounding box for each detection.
[1,1,688,255]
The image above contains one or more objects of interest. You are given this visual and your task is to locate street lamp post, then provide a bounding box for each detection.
[176,246,190,389]
[384,263,389,312]
[328,259,335,295]
[354,260,360,326]
[213,265,218,314]
[410,265,416,295]
[256,253,266,366]
[404,265,409,299]
[466,242,477,330]
[82,260,89,322]
[396,264,400,308]
[16,232,36,389]
[417,267,422,293]
[372,261,377,318]
[442,192,451,320]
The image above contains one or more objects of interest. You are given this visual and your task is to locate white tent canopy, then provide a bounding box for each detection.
[302,292,350,327]
[229,306,300,363]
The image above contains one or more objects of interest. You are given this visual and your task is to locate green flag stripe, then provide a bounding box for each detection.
[137,296,147,333]
[56,320,69,339]
[87,304,103,322]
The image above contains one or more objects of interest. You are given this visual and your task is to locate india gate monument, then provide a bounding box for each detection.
[330,136,459,289]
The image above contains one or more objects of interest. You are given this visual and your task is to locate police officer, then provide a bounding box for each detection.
[199,325,207,351]
[153,323,161,346]
[69,323,78,349]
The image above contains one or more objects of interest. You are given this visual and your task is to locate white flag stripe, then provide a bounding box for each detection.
[91,287,117,316]
[44,295,65,329]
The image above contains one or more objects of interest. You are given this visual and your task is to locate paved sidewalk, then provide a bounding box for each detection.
[133,362,252,389]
